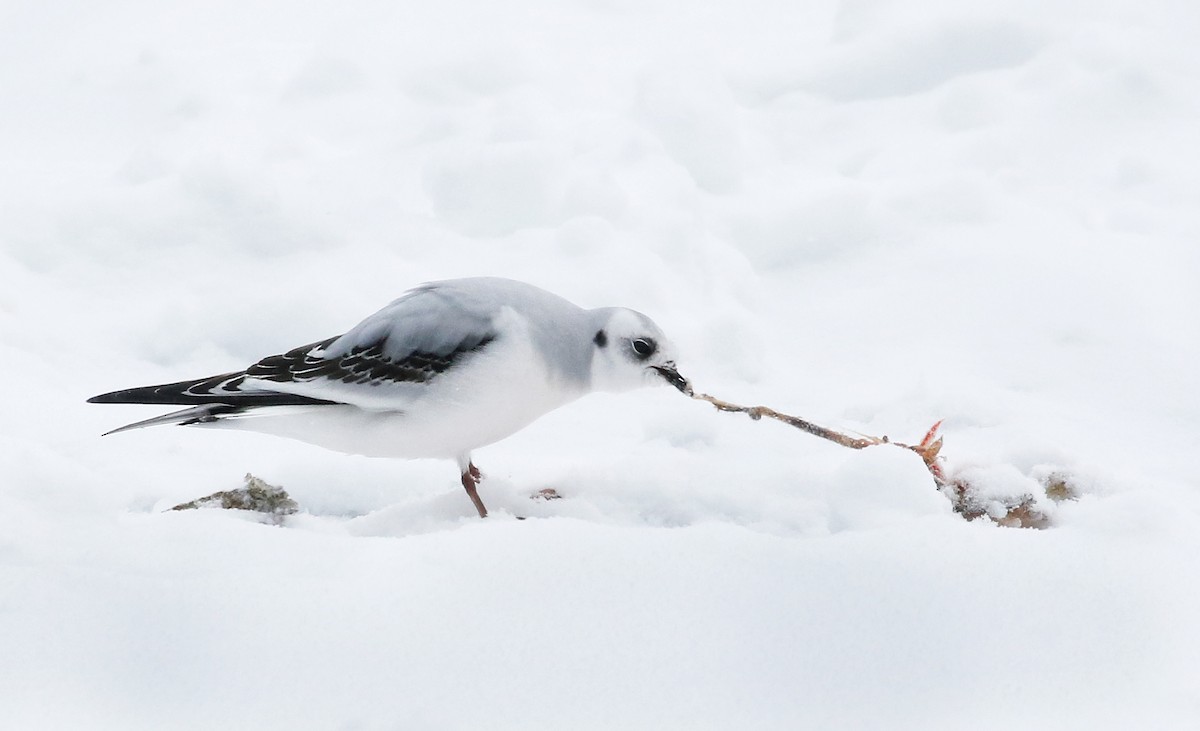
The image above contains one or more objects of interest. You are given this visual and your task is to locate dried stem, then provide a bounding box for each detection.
[691,392,885,449]
[689,391,945,481]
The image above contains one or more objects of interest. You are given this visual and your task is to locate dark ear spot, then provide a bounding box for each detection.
[593,330,607,347]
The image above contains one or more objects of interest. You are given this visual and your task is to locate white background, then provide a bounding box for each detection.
[2,1,1198,728]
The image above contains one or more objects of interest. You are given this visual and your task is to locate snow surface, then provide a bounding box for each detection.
[3,0,1199,728]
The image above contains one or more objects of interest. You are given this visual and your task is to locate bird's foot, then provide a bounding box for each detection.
[461,462,488,518]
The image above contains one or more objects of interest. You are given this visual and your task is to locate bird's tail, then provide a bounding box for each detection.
[98,403,246,436]
[88,367,341,436]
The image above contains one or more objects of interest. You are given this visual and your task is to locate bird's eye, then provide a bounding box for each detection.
[631,338,656,359]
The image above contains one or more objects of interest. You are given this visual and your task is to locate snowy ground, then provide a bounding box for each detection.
[3,0,1199,728]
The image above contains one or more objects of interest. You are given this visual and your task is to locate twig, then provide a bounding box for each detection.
[691,392,885,449]
[690,391,946,481]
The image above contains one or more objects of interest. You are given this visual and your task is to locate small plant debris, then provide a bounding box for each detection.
[940,471,1081,529]
[169,473,299,522]
[1042,472,1081,502]
[940,483,1049,529]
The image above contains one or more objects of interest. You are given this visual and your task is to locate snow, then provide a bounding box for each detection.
[2,0,1199,727]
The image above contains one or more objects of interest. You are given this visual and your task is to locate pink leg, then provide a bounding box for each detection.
[461,462,487,518]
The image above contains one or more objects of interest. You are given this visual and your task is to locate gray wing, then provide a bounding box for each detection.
[244,331,494,389]
[236,282,501,407]
[322,281,498,362]
[91,282,503,413]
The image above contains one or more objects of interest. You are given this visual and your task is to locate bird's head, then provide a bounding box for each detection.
[588,308,691,395]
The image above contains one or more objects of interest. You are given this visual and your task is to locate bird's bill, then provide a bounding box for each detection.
[651,363,693,396]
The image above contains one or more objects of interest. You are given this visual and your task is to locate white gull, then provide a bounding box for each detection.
[88,277,691,517]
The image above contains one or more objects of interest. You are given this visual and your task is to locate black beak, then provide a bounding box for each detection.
[651,362,693,396]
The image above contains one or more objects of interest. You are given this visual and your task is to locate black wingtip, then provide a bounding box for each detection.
[86,376,341,407]
[87,387,155,405]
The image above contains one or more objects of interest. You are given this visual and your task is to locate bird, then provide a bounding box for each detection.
[88,277,692,518]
